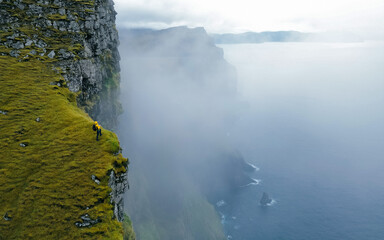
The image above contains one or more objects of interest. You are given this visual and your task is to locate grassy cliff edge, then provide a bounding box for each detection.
[0,55,129,239]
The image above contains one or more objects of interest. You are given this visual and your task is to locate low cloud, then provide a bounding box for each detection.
[114,0,384,39]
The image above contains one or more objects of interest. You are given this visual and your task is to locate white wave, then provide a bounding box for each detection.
[239,178,261,188]
[266,199,277,206]
[261,199,277,207]
[247,162,260,171]
[219,211,226,225]
[216,200,226,207]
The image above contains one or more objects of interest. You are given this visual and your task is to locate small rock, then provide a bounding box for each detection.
[0,110,7,115]
[35,40,47,48]
[91,175,100,185]
[20,143,27,147]
[48,50,55,59]
[59,49,72,59]
[29,50,37,55]
[25,39,33,46]
[36,117,40,122]
[17,3,25,10]
[10,50,20,58]
[75,214,100,228]
[58,8,66,15]
[260,192,273,206]
[3,212,12,221]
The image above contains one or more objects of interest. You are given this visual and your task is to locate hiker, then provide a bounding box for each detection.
[92,121,102,141]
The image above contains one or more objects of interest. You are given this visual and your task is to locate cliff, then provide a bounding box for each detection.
[0,0,121,129]
[118,26,237,240]
[0,0,131,239]
[211,31,363,44]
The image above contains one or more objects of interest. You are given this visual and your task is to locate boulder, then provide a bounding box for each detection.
[260,192,273,206]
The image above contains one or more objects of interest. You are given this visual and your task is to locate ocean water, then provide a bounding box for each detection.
[219,42,384,240]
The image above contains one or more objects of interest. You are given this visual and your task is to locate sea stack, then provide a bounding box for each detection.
[260,192,273,206]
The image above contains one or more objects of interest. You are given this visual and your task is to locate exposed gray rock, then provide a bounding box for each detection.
[74,214,100,228]
[28,4,43,16]
[91,175,100,185]
[19,143,27,147]
[6,0,121,128]
[108,170,128,221]
[58,49,72,59]
[47,50,55,59]
[68,21,80,32]
[25,39,33,46]
[13,42,24,49]
[29,49,37,55]
[16,3,25,10]
[10,50,20,58]
[35,40,47,48]
[36,117,40,122]
[58,8,65,15]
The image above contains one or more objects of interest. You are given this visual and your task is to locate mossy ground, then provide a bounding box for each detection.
[123,214,136,240]
[0,55,127,239]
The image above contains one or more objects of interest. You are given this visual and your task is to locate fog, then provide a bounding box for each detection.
[219,42,384,239]
[116,26,384,239]
[117,27,247,239]
[115,0,384,39]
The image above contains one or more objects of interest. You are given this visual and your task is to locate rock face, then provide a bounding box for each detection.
[109,170,129,222]
[0,0,126,222]
[0,0,121,129]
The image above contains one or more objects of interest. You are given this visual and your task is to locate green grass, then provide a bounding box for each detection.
[47,14,68,21]
[0,55,127,239]
[123,214,136,240]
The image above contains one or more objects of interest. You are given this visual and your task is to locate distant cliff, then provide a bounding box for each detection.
[118,26,247,240]
[0,0,132,239]
[211,31,363,44]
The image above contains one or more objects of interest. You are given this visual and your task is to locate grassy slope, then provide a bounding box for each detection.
[0,55,127,239]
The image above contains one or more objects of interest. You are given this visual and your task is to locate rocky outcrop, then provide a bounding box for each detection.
[0,0,121,129]
[260,192,273,206]
[109,170,129,222]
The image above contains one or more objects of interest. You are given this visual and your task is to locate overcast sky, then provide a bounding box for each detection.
[114,0,384,38]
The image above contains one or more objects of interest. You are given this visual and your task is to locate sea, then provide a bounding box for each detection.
[218,42,384,240]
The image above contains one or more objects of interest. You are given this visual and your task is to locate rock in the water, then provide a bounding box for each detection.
[260,192,272,206]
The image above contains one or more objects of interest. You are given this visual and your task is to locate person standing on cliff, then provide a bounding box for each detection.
[92,121,102,141]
